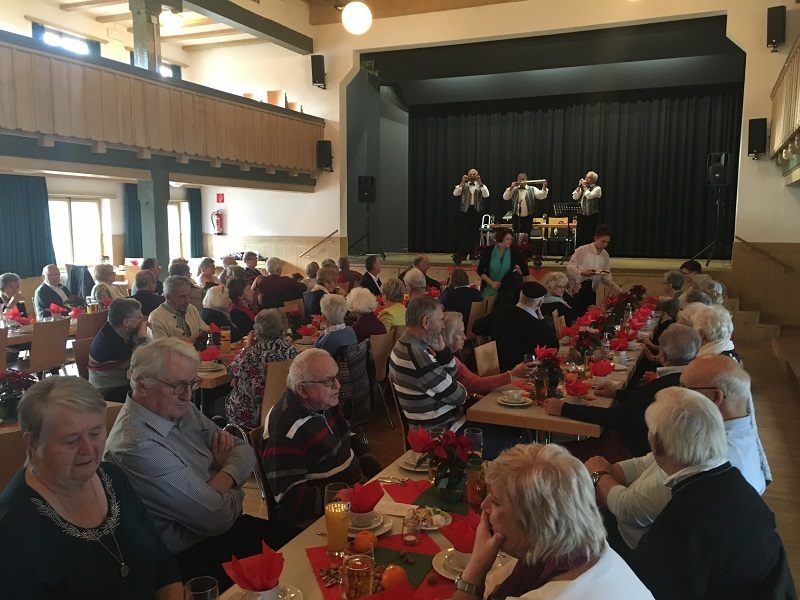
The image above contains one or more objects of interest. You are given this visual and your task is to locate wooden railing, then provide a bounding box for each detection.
[734,236,795,274]
[770,36,800,158]
[300,230,340,258]
[0,32,324,174]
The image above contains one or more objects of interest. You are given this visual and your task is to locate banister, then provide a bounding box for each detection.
[734,236,795,274]
[300,230,339,258]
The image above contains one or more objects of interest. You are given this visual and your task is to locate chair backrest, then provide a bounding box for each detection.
[72,337,92,380]
[0,328,7,372]
[260,359,293,427]
[486,294,498,316]
[283,298,305,320]
[552,309,566,340]
[124,265,140,289]
[389,382,411,452]
[29,318,71,373]
[75,310,108,340]
[465,300,487,341]
[370,331,395,383]
[335,339,373,427]
[474,340,500,376]
[248,425,276,518]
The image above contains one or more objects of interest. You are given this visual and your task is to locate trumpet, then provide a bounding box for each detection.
[522,179,547,185]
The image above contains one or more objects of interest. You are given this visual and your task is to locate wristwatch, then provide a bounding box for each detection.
[591,471,609,487]
[455,574,485,597]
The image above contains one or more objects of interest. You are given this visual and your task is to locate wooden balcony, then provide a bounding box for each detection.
[0,30,324,176]
[770,37,800,162]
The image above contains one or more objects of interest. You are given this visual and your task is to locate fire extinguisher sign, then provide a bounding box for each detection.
[216,193,225,203]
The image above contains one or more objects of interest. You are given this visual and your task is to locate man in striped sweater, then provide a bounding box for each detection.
[261,349,380,527]
[389,295,468,432]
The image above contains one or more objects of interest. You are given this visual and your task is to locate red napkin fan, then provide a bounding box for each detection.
[561,324,579,337]
[5,307,20,319]
[15,316,32,326]
[589,360,614,377]
[68,307,84,318]
[351,480,384,513]
[130,259,139,267]
[48,303,66,314]
[207,323,221,334]
[575,314,594,327]
[586,307,605,320]
[297,325,315,337]
[534,346,559,361]
[565,380,592,398]
[439,512,480,553]
[628,319,643,331]
[610,338,628,352]
[198,346,220,361]
[223,542,284,592]
[406,427,433,454]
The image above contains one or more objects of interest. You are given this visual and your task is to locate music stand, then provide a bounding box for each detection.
[553,203,581,263]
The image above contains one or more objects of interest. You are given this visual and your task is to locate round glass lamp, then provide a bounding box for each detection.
[342,1,372,35]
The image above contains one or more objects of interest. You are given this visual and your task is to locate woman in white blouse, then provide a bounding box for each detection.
[90,263,127,305]
[566,224,621,313]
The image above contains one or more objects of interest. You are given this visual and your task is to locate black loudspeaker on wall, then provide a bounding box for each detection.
[316,140,333,172]
[358,175,376,203]
[707,152,730,186]
[311,55,326,89]
[748,118,768,158]
[767,5,786,51]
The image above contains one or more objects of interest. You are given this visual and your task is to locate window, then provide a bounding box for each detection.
[48,198,106,266]
[128,52,183,80]
[167,201,192,260]
[32,23,101,58]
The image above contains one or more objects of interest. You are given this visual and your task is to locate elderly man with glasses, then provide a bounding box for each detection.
[105,338,291,591]
[262,348,381,527]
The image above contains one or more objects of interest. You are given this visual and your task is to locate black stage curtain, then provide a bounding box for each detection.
[408,84,742,258]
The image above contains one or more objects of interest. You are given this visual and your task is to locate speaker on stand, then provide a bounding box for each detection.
[691,152,731,265]
[348,175,385,258]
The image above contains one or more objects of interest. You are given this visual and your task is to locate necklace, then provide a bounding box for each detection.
[30,468,130,578]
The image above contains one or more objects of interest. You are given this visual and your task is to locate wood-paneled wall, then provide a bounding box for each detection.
[770,37,800,158]
[0,41,324,173]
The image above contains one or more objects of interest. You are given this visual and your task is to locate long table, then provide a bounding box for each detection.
[221,450,457,600]
[6,323,77,346]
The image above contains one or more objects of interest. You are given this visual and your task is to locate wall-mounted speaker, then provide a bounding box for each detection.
[748,118,768,158]
[358,175,376,203]
[767,5,786,51]
[316,140,333,171]
[707,152,730,186]
[311,55,326,89]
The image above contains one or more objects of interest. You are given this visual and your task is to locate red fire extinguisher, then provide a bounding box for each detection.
[211,209,224,235]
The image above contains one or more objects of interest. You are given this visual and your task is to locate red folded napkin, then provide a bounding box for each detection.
[5,307,20,318]
[586,307,605,320]
[223,542,283,592]
[609,338,628,351]
[407,428,433,454]
[15,316,32,326]
[297,325,316,336]
[207,323,221,333]
[101,296,113,307]
[382,480,430,504]
[199,346,220,361]
[534,346,559,361]
[575,314,593,327]
[641,371,658,383]
[561,324,579,337]
[628,319,643,331]
[68,307,84,318]
[351,480,384,513]
[511,379,535,392]
[439,511,480,553]
[130,259,139,267]
[48,303,66,314]
[589,360,614,377]
[565,380,592,398]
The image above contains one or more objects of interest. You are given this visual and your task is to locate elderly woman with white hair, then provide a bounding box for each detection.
[454,444,653,600]
[225,309,298,428]
[403,267,428,299]
[347,286,386,342]
[378,278,407,332]
[656,270,685,320]
[689,303,739,362]
[539,271,576,325]
[629,387,791,598]
[200,284,243,342]
[91,263,127,305]
[314,293,357,356]
[195,257,220,289]
[0,377,182,599]
[303,266,340,319]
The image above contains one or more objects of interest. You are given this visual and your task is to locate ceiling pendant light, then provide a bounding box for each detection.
[341,1,372,35]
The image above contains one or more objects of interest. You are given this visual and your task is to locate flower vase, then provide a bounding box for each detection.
[435,475,465,503]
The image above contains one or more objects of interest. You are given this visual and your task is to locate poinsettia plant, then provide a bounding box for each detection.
[0,370,37,423]
[628,284,647,303]
[407,428,472,490]
[572,329,601,356]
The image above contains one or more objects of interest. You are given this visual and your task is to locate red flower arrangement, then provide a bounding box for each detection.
[534,345,564,371]
[407,427,472,491]
[572,329,601,356]
[610,338,629,351]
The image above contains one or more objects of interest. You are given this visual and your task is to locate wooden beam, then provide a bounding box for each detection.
[60,0,128,11]
[125,16,215,32]
[96,12,133,23]
[161,28,243,42]
[182,38,265,52]
[184,0,313,54]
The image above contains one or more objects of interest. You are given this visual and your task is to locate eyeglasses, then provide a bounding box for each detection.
[153,377,201,395]
[679,384,719,395]
[302,376,340,388]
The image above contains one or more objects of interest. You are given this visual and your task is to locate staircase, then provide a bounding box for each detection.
[773,326,800,388]
[724,298,782,342]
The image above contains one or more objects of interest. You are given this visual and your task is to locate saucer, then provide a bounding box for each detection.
[497,397,533,408]
[347,517,392,538]
[399,452,430,472]
[432,549,460,580]
[348,512,385,531]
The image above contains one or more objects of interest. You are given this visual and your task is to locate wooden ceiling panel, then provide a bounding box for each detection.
[308,0,528,26]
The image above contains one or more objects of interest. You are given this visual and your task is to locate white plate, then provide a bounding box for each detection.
[496,397,533,408]
[419,511,453,531]
[232,584,303,600]
[613,363,626,372]
[348,512,385,532]
[399,452,430,472]
[432,549,460,580]
[347,517,392,538]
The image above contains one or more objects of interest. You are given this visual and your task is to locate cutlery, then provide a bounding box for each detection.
[378,476,409,484]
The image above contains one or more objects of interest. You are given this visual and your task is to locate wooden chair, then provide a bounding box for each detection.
[392,325,406,342]
[0,328,7,372]
[75,310,107,340]
[552,309,566,340]
[124,264,140,290]
[465,300,487,341]
[72,337,92,380]
[474,340,500,376]
[282,298,305,321]
[248,426,276,519]
[389,382,411,452]
[260,359,294,427]
[370,331,396,429]
[11,318,71,376]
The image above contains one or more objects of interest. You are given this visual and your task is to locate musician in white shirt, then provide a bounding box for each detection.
[572,170,602,244]
[502,172,548,241]
[566,224,621,313]
[453,168,490,255]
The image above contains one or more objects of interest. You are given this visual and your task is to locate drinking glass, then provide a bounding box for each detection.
[523,353,535,382]
[466,461,487,513]
[533,371,548,402]
[424,425,445,440]
[401,516,420,546]
[463,427,484,459]
[185,576,219,599]
[341,554,374,600]
[324,483,352,556]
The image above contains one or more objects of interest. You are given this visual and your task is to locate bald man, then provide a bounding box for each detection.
[33,264,83,319]
[453,168,490,256]
[679,354,771,493]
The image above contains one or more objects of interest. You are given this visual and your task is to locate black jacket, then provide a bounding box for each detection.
[34,283,76,319]
[360,272,382,296]
[472,305,558,371]
[439,286,483,326]
[199,308,243,342]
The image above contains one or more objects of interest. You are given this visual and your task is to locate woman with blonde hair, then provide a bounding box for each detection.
[454,444,653,600]
[347,286,386,342]
[378,278,406,333]
[539,271,575,325]
[200,284,242,342]
[91,263,127,304]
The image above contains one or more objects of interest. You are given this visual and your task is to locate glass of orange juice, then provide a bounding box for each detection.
[324,483,352,556]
